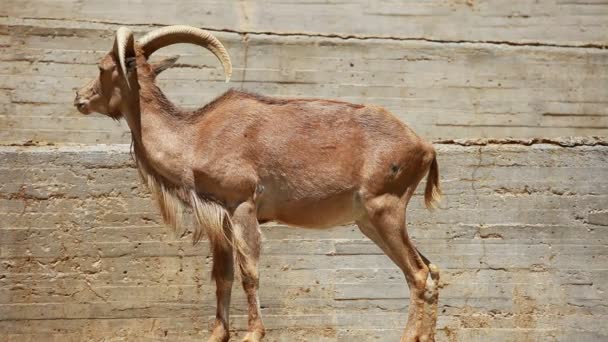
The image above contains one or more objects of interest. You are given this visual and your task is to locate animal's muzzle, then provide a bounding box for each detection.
[73,94,90,114]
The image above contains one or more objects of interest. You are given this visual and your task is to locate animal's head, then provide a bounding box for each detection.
[73,26,232,118]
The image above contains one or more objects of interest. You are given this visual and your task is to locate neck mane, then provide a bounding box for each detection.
[126,81,232,246]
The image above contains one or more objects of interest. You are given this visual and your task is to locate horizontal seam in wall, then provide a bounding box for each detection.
[7,16,608,50]
[1,138,607,148]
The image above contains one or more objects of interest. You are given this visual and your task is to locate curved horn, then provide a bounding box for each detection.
[138,25,232,82]
[113,27,135,88]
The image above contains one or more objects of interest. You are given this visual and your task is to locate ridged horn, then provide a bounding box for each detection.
[138,25,232,82]
[112,27,135,89]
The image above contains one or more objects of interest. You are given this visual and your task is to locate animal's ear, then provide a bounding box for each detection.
[125,56,137,74]
[150,56,179,77]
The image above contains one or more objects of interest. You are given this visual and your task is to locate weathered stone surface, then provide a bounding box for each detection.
[1,11,607,144]
[1,142,606,341]
[1,0,607,45]
[1,2,607,341]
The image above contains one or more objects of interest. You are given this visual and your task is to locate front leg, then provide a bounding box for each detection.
[232,200,266,342]
[207,233,234,342]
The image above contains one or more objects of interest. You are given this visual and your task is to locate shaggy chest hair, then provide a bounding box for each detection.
[132,145,231,247]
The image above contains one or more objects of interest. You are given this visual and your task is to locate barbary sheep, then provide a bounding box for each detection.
[74,26,441,342]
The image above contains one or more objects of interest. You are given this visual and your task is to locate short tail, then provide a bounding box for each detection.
[424,154,442,210]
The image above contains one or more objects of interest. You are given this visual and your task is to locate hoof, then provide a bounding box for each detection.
[207,336,229,342]
[400,333,435,342]
[241,330,264,342]
[207,325,230,342]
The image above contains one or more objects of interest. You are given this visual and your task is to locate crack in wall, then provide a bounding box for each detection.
[3,137,607,148]
[240,33,250,90]
[433,137,608,147]
[7,16,608,50]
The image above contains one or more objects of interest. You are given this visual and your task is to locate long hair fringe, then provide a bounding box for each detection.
[132,147,234,250]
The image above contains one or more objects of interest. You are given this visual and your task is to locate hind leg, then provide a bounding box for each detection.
[232,200,265,342]
[356,190,440,342]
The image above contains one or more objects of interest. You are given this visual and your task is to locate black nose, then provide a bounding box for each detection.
[73,95,86,109]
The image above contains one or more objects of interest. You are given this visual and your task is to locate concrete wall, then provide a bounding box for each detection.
[1,1,608,341]
[1,1,607,144]
[1,140,607,341]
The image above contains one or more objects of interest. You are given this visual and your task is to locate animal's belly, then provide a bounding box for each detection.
[258,190,362,228]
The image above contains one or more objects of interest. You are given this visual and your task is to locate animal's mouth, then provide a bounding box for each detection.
[74,99,92,114]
